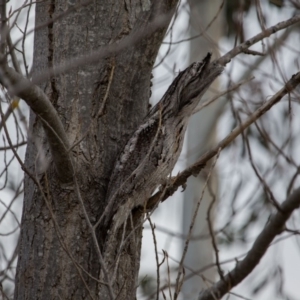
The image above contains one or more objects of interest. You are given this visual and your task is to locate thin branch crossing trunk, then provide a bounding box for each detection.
[14,1,177,299]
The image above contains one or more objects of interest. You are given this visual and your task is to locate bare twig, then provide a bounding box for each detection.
[0,97,20,132]
[242,116,281,210]
[174,149,221,299]
[7,33,22,74]
[73,173,115,300]
[0,182,22,226]
[97,63,115,118]
[192,77,254,115]
[216,14,300,66]
[147,216,160,300]
[198,187,300,300]
[147,252,249,299]
[162,0,225,46]
[20,0,32,77]
[206,179,223,280]
[164,250,173,300]
[0,101,38,185]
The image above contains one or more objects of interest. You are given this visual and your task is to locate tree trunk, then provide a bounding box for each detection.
[14,1,177,299]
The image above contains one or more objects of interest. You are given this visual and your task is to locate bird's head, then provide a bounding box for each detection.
[150,53,223,121]
[177,53,223,115]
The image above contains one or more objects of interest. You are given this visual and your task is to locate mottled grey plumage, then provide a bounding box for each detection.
[104,53,223,230]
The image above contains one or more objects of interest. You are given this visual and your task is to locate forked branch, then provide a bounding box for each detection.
[0,63,73,182]
[216,14,300,66]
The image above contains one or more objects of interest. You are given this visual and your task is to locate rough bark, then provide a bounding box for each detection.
[14,1,178,299]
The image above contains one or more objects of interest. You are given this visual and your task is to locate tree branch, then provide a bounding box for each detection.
[147,71,300,208]
[0,63,73,183]
[0,141,26,151]
[192,76,255,115]
[198,187,300,300]
[216,14,300,66]
[6,32,22,75]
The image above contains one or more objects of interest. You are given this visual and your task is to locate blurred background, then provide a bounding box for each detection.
[1,1,300,299]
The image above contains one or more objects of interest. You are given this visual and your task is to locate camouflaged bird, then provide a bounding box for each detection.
[104,53,223,231]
